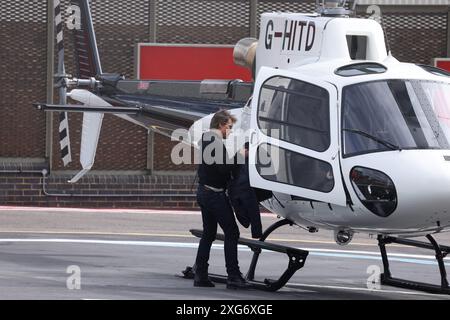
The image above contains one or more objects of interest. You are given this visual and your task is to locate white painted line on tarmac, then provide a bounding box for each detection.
[0,238,448,266]
[0,230,417,248]
[285,282,450,298]
[301,247,450,262]
[0,238,200,248]
[0,230,194,238]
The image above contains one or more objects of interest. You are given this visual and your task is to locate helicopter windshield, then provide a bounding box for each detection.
[342,79,450,157]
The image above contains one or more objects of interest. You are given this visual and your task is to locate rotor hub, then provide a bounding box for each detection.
[316,0,356,17]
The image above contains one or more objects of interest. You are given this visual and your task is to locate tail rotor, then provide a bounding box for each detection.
[54,0,72,166]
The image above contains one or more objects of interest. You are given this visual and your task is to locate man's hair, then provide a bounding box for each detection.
[209,109,237,129]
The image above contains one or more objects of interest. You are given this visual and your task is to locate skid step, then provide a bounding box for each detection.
[187,225,309,292]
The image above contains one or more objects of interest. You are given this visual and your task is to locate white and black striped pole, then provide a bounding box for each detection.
[55,0,72,166]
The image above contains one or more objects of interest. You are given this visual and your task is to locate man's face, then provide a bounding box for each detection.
[219,119,233,139]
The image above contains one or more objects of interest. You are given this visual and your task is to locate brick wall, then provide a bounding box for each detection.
[0,172,198,209]
[153,133,197,172]
[0,19,47,158]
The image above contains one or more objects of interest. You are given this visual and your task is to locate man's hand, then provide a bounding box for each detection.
[239,147,249,158]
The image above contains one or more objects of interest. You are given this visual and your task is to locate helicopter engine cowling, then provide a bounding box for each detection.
[233,37,258,80]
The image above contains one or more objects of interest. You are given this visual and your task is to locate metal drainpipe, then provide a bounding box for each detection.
[1,169,196,197]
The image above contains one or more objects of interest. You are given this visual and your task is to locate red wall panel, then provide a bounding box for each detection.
[138,44,252,81]
[434,58,450,72]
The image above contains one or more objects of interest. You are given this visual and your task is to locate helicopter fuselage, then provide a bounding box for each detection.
[251,59,450,238]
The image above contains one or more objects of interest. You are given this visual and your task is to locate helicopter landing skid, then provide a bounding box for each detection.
[377,234,450,295]
[181,219,309,292]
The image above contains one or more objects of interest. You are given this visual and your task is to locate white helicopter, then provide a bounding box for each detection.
[35,0,450,294]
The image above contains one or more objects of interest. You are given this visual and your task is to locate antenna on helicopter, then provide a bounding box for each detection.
[315,0,358,17]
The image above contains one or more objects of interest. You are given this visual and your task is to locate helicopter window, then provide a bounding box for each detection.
[335,63,387,77]
[342,79,450,157]
[346,35,367,60]
[258,76,330,152]
[255,143,334,193]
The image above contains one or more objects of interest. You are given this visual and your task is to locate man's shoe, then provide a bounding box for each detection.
[194,275,215,287]
[226,273,251,289]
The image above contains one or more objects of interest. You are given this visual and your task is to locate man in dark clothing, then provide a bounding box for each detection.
[194,110,250,289]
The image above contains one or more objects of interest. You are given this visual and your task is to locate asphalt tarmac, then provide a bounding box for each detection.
[0,206,449,300]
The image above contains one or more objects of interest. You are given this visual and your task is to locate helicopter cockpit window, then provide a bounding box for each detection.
[335,63,387,77]
[342,79,450,157]
[258,76,330,152]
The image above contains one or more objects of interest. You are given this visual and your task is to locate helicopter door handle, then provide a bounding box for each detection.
[250,130,257,145]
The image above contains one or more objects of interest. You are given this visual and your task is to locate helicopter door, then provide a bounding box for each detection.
[248,67,347,206]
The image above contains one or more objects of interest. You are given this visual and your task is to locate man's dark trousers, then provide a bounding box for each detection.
[194,185,240,276]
